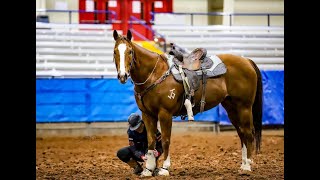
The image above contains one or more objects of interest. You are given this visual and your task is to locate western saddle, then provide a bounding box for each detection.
[169,44,209,121]
[169,46,207,71]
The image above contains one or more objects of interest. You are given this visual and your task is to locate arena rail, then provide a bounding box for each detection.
[36,9,118,24]
[152,25,284,31]
[150,12,284,26]
[129,15,167,52]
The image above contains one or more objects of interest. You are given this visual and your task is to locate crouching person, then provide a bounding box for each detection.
[116,113,163,175]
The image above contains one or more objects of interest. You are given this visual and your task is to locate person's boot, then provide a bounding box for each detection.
[127,159,143,175]
[133,163,143,175]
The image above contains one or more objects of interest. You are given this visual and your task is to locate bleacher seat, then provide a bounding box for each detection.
[152,25,284,70]
[36,23,284,78]
[36,22,118,78]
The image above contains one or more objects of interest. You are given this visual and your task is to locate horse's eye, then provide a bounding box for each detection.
[114,51,116,55]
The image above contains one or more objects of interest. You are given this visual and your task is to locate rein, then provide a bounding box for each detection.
[114,38,170,115]
[133,55,171,113]
[131,55,160,86]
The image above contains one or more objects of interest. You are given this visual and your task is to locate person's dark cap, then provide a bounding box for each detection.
[128,113,142,131]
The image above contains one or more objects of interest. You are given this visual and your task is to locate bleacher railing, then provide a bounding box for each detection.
[129,15,167,52]
[36,9,118,24]
[150,12,284,26]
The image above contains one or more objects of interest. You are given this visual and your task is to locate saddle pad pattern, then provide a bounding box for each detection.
[165,54,227,82]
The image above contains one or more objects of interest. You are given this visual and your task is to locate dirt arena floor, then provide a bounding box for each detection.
[36,129,284,180]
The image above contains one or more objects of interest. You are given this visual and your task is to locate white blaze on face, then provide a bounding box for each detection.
[118,43,127,76]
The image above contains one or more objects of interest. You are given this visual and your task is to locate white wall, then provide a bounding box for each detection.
[222,0,234,25]
[36,0,46,16]
[173,0,208,26]
[233,0,284,26]
[234,0,284,13]
[36,0,79,24]
[172,0,283,26]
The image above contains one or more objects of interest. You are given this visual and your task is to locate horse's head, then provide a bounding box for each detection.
[113,29,134,84]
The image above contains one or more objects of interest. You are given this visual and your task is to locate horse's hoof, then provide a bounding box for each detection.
[156,168,170,176]
[140,168,153,177]
[238,169,251,176]
[188,117,194,121]
[240,163,251,171]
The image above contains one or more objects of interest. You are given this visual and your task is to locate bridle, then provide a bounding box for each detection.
[114,37,171,117]
[113,37,160,86]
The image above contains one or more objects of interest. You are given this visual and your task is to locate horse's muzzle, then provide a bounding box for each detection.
[118,73,128,84]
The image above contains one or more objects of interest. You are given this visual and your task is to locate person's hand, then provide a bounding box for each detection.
[153,150,160,158]
[141,155,147,161]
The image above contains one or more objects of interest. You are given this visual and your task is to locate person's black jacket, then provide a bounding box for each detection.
[127,125,163,160]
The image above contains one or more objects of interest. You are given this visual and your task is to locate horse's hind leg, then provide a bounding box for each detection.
[237,106,254,171]
[222,100,254,171]
[156,108,172,176]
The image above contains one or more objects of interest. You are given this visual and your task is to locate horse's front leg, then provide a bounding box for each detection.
[156,108,172,176]
[140,112,158,177]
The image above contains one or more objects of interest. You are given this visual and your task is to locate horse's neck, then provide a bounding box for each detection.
[132,42,157,66]
[131,43,167,87]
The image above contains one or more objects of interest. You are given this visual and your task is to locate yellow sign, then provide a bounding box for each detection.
[134,41,164,54]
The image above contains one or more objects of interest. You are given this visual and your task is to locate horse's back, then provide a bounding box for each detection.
[217,54,254,72]
[217,54,258,101]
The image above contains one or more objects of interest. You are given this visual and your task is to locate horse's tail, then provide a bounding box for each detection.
[248,59,263,154]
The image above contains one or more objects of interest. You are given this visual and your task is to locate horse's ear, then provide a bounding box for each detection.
[113,30,119,41]
[127,30,132,41]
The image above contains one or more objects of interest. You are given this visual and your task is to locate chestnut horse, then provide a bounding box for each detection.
[113,30,263,176]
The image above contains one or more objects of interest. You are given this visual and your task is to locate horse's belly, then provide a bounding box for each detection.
[193,77,227,112]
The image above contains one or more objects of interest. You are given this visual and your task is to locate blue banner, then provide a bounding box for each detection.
[36,70,283,124]
[218,70,284,125]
